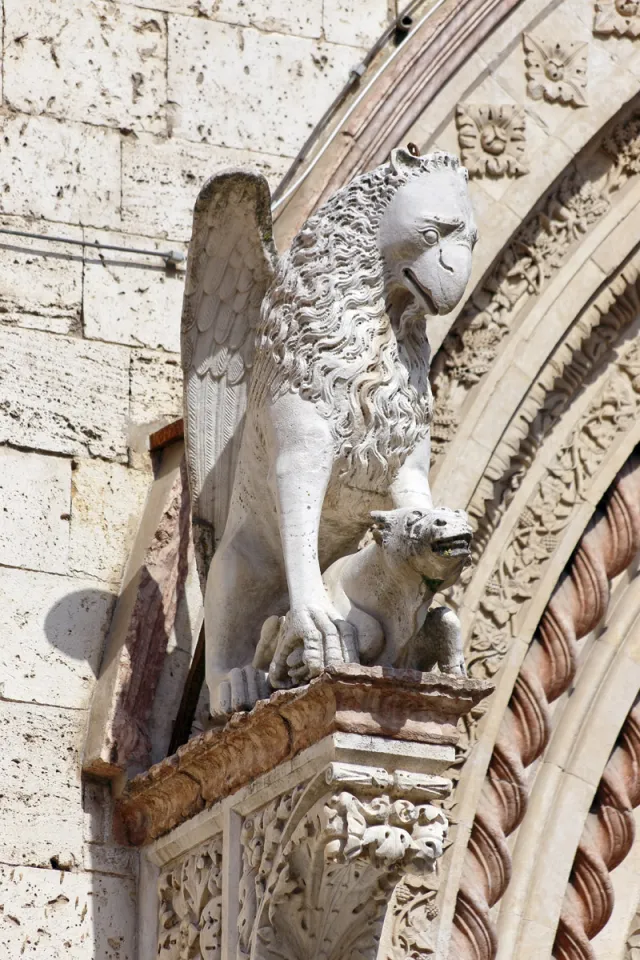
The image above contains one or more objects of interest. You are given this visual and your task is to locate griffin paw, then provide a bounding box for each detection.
[212,665,271,718]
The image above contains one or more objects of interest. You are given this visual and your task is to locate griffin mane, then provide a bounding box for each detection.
[250,152,467,486]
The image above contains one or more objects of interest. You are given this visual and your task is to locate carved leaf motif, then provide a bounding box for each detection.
[237,780,448,960]
[594,0,640,36]
[523,33,588,108]
[455,103,529,178]
[158,838,223,960]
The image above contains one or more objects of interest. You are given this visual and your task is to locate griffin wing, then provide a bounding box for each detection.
[181,169,278,586]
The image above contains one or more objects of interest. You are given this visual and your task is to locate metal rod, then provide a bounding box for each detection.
[0,226,185,265]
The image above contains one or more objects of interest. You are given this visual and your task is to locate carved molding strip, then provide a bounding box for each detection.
[468,257,640,565]
[450,454,640,959]
[431,110,640,458]
[626,900,640,958]
[554,700,640,959]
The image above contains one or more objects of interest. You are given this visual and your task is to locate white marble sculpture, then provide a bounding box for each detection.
[181,148,477,716]
[256,506,472,689]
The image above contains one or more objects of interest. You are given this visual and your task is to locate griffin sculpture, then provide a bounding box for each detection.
[181,148,477,717]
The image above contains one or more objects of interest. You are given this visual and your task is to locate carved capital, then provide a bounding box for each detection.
[238,763,449,960]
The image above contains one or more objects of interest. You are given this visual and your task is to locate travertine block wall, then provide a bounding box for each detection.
[0,1,394,955]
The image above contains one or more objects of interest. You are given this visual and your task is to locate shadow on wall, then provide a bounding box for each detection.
[44,587,117,678]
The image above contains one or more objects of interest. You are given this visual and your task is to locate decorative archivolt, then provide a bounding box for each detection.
[431,111,640,460]
[451,452,640,959]
[555,698,640,959]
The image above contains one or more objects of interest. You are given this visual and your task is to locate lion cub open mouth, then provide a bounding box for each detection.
[431,533,472,558]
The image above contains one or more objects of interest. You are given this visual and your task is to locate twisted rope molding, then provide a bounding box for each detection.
[554,699,640,960]
[451,452,640,960]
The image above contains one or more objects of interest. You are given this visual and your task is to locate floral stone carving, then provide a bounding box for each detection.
[523,33,588,107]
[158,838,223,960]
[455,103,528,177]
[594,0,640,37]
[237,765,449,960]
[180,150,478,718]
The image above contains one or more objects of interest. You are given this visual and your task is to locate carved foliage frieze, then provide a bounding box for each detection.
[523,33,588,107]
[158,837,223,960]
[467,332,640,686]
[432,112,640,457]
[466,260,640,566]
[594,0,640,36]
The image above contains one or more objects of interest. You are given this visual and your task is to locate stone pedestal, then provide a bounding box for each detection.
[117,665,492,960]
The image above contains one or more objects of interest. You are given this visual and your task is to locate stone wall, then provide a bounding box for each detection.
[0,1,394,955]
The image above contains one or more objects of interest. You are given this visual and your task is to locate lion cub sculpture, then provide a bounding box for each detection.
[256,506,472,688]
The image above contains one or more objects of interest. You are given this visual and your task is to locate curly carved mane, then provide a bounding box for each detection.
[250,153,467,486]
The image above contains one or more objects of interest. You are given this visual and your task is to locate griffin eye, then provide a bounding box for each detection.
[422,227,439,246]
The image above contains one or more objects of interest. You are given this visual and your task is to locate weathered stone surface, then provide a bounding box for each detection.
[81,453,193,777]
[121,133,290,240]
[323,0,391,48]
[69,459,151,583]
[118,666,493,844]
[213,0,323,37]
[83,229,186,352]
[83,781,139,878]
[0,701,85,866]
[129,348,183,432]
[0,327,130,459]
[0,567,115,708]
[0,113,121,228]
[0,448,71,575]
[168,18,365,156]
[0,864,136,958]
[4,0,167,134]
[0,216,83,335]
[126,0,323,35]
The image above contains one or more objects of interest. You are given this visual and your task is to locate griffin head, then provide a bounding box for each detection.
[379,149,477,316]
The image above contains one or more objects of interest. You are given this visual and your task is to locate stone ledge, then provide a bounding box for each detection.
[117,665,493,845]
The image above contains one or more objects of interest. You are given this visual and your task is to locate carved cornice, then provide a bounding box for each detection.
[118,666,492,846]
[450,454,640,959]
[431,109,640,460]
[554,701,640,959]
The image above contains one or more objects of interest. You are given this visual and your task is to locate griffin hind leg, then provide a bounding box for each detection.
[203,525,286,718]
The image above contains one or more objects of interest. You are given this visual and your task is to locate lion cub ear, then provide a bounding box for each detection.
[371,510,392,546]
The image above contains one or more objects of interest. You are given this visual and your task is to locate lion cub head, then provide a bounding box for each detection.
[371,506,472,590]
